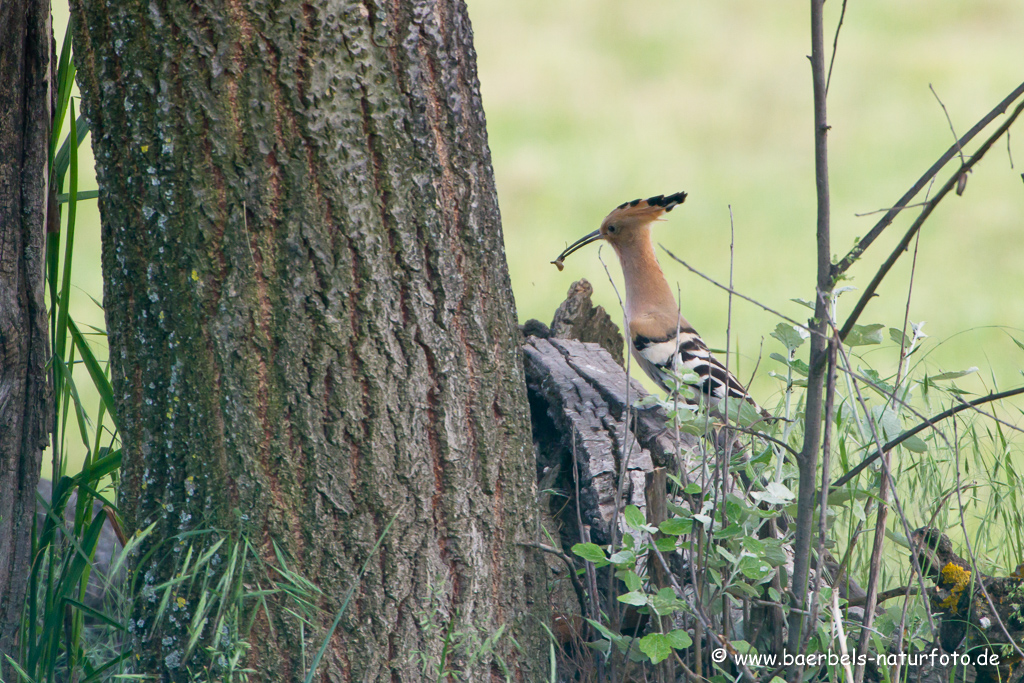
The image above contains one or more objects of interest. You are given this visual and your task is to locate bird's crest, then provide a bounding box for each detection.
[604,191,687,224]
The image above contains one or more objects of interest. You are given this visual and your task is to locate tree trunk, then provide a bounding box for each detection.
[0,0,52,669]
[69,0,546,679]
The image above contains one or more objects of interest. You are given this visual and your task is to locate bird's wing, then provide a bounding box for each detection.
[630,323,769,417]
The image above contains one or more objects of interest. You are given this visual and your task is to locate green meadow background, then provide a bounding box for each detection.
[53,1,1024,472]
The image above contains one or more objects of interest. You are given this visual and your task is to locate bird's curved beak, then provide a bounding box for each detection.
[551,230,602,271]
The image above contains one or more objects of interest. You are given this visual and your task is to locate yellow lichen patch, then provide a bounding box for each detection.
[939,562,972,611]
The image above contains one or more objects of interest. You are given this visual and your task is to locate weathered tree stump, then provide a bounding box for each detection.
[911,528,1024,683]
[522,280,700,546]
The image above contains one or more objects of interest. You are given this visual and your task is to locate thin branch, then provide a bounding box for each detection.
[597,244,633,655]
[834,80,1024,277]
[729,425,799,459]
[929,84,966,167]
[830,385,1024,491]
[824,0,849,95]
[789,0,833,663]
[659,245,816,337]
[838,97,1024,340]
[845,584,920,607]
[517,542,589,621]
[853,200,928,217]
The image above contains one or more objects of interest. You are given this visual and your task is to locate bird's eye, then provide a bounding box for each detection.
[607,224,617,233]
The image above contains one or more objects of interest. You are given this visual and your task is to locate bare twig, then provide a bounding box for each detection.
[571,432,604,680]
[845,584,920,607]
[517,542,589,620]
[597,245,633,665]
[833,80,1024,276]
[839,97,1024,341]
[807,337,837,653]
[659,245,816,337]
[830,385,1024,491]
[825,0,849,95]
[929,84,967,166]
[853,200,929,217]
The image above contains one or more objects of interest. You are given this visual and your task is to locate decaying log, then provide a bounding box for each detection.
[522,280,877,657]
[523,335,700,545]
[911,528,1024,683]
[549,280,625,366]
[522,279,700,545]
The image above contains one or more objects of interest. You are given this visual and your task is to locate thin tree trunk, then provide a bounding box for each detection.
[69,0,546,679]
[788,0,832,658]
[0,0,53,669]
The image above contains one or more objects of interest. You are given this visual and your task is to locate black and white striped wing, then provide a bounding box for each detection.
[631,328,765,415]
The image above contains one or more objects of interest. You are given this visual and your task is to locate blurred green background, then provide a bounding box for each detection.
[52,0,1024,474]
[477,0,1024,404]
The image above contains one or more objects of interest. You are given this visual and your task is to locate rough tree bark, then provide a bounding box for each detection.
[69,0,546,679]
[0,0,52,669]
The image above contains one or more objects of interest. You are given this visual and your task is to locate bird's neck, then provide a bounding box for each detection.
[615,236,680,322]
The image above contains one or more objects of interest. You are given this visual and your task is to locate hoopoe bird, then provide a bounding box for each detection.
[552,192,770,420]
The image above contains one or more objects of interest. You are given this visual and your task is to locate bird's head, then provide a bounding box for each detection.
[552,192,687,269]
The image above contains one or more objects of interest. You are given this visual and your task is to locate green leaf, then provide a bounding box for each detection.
[649,587,683,616]
[692,513,712,527]
[789,358,810,376]
[729,581,760,598]
[622,570,642,592]
[741,536,765,554]
[771,352,809,376]
[659,517,693,536]
[617,591,648,606]
[930,368,978,381]
[750,481,795,506]
[655,536,678,552]
[638,633,672,664]
[64,598,127,632]
[68,318,120,431]
[738,555,774,581]
[56,189,99,203]
[667,629,692,649]
[715,523,744,539]
[761,540,789,567]
[771,323,808,351]
[901,435,928,453]
[889,327,911,347]
[826,488,870,505]
[585,618,619,643]
[715,546,738,563]
[624,505,646,531]
[571,543,608,565]
[791,297,814,310]
[609,550,635,565]
[846,323,885,346]
[683,482,702,495]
